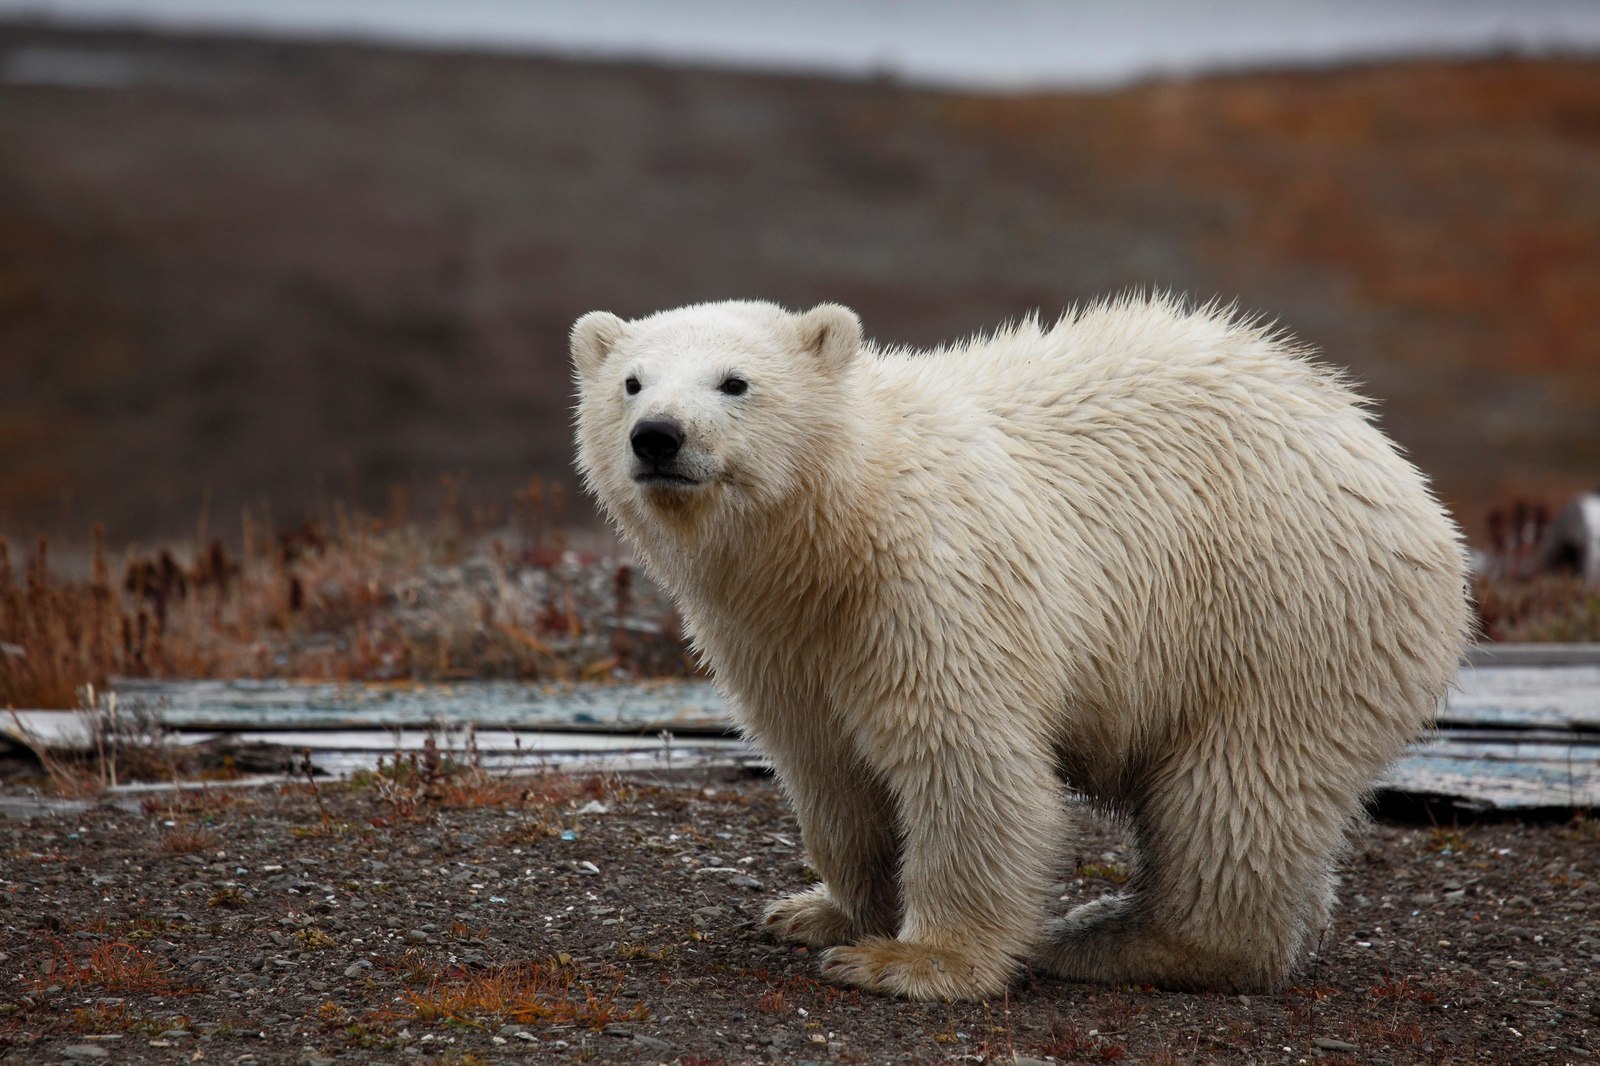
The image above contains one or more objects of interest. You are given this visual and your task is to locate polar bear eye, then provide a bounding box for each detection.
[719,376,748,397]
[624,376,641,396]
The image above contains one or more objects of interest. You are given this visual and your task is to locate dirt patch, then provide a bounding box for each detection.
[2,769,1596,1063]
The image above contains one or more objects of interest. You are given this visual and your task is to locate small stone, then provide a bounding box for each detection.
[62,1047,111,1061]
[404,930,429,943]
[1314,1037,1360,1052]
[634,1034,674,1053]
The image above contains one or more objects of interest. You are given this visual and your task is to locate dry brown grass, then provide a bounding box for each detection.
[33,938,186,995]
[1473,572,1600,642]
[1,484,694,710]
[158,827,222,855]
[386,961,649,1031]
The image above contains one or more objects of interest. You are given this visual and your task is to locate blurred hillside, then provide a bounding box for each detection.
[2,24,1597,545]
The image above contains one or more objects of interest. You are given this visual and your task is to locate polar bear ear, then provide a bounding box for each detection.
[797,303,862,375]
[570,311,627,380]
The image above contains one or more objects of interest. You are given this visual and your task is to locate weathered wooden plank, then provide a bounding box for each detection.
[103,677,732,733]
[1465,643,1600,667]
[1445,664,1600,730]
[97,661,1600,734]
[7,658,1598,811]
[1383,751,1600,811]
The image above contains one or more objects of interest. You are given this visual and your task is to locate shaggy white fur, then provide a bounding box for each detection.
[571,296,1471,1002]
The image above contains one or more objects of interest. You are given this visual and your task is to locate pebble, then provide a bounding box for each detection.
[61,1047,111,1061]
[1314,1037,1360,1052]
[634,1034,675,1053]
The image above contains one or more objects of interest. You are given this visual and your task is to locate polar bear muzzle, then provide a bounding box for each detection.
[630,418,702,488]
[630,419,685,464]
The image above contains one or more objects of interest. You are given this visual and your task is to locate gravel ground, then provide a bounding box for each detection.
[1,768,1597,1064]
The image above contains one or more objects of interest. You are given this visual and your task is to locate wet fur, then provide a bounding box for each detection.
[572,296,1471,1001]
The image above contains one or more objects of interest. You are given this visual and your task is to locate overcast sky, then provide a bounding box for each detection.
[3,0,1599,88]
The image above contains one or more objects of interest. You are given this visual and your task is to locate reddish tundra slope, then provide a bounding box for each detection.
[1,24,1597,544]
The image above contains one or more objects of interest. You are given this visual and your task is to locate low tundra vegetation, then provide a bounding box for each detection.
[0,482,696,711]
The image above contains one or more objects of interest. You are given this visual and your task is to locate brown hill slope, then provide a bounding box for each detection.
[1,25,1597,544]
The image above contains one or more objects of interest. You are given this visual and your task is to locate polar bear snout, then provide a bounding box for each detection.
[629,418,707,488]
[631,419,686,464]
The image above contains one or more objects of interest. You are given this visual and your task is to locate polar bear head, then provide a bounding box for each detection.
[571,300,863,531]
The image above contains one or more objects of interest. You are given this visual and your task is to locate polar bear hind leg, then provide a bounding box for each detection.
[1035,720,1360,992]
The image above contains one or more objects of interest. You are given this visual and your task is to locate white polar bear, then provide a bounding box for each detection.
[571,296,1470,1001]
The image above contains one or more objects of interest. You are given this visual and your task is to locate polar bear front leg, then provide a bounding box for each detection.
[821,737,1065,1001]
[759,745,900,948]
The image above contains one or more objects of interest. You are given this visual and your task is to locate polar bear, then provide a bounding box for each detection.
[571,296,1470,1001]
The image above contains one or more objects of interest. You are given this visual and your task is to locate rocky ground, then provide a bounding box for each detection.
[2,767,1597,1064]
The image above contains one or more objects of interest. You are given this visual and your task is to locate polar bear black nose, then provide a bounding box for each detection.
[631,420,685,463]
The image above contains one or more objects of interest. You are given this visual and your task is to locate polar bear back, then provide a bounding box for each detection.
[838,298,1466,794]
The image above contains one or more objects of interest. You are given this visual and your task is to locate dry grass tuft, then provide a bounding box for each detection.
[1026,1021,1129,1061]
[352,727,627,833]
[158,827,222,855]
[387,961,649,1031]
[34,938,184,995]
[139,786,242,820]
[1370,976,1438,1004]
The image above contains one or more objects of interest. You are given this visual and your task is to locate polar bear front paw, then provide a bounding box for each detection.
[763,885,857,947]
[820,937,1012,1001]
